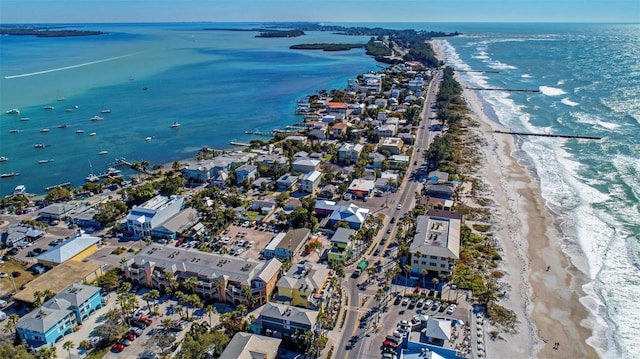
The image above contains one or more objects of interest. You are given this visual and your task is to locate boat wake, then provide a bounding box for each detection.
[4,52,141,79]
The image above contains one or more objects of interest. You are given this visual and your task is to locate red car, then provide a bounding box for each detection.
[138,317,153,326]
[11,271,21,277]
[111,343,125,352]
[383,340,399,348]
[123,333,136,341]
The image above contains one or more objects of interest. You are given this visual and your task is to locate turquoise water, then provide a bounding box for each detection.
[0,23,379,196]
[435,23,640,359]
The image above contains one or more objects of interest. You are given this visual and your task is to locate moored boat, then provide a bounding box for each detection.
[76,130,85,134]
[89,132,96,136]
[44,105,54,110]
[9,130,21,133]
[38,159,54,164]
[0,172,19,178]
[57,124,68,128]
[101,108,112,114]
[40,128,49,133]
[0,156,7,162]
[33,143,45,148]
[170,121,180,128]
[5,109,20,115]
[65,108,73,112]
[20,117,29,121]
[98,150,109,155]
[145,136,153,141]
[90,115,103,121]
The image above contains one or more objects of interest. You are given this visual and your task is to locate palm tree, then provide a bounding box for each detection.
[148,289,160,313]
[142,292,152,312]
[160,318,175,333]
[63,340,74,359]
[36,346,57,359]
[33,290,43,308]
[204,305,217,328]
[184,276,198,293]
[432,277,439,293]
[4,313,19,334]
[422,268,428,290]
[241,286,256,308]
[236,304,248,318]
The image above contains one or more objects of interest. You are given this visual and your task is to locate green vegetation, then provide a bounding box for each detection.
[45,186,72,203]
[0,343,34,359]
[290,43,365,51]
[256,29,304,38]
[0,27,105,37]
[95,268,122,292]
[0,194,29,213]
[94,200,127,227]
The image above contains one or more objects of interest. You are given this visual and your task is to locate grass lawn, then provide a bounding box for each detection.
[244,210,260,221]
[86,344,111,359]
[0,261,35,296]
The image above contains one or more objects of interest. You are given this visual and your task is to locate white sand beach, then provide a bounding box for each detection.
[431,40,598,358]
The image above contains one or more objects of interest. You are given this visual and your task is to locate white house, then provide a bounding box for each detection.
[338,143,364,163]
[300,170,322,193]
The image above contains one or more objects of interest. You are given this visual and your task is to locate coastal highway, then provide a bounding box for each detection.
[333,68,443,359]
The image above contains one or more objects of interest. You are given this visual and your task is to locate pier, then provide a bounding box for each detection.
[466,87,540,93]
[229,141,251,147]
[45,182,71,191]
[457,70,500,74]
[494,130,602,140]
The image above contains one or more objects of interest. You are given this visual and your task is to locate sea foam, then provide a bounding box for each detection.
[539,86,567,96]
[561,97,579,107]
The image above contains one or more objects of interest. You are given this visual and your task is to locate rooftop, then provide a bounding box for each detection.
[14,261,102,303]
[410,214,461,259]
[126,244,282,286]
[36,232,101,264]
[219,332,281,359]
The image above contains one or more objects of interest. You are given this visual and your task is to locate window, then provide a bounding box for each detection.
[421,261,426,265]
[429,262,437,267]
[413,259,418,264]
[440,264,446,268]
[430,255,438,259]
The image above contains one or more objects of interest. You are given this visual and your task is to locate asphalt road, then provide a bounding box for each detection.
[332,68,444,359]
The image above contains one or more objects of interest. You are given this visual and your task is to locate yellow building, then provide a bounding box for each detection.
[378,137,404,155]
[275,262,332,309]
[36,232,101,267]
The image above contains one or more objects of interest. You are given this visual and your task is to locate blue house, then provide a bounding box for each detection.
[17,283,103,348]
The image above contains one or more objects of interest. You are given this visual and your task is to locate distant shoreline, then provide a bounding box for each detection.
[0,27,105,37]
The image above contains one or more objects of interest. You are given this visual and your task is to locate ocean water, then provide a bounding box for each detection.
[0,23,379,196]
[433,23,640,359]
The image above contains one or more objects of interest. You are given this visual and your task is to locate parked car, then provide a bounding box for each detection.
[401,297,409,306]
[138,317,153,326]
[416,298,425,308]
[11,271,21,278]
[111,343,125,352]
[383,340,399,348]
[0,299,8,308]
[0,273,7,279]
[447,304,456,315]
[128,328,143,337]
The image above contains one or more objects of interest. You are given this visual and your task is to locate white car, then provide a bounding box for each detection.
[447,304,456,315]
[0,299,8,307]
[396,204,402,210]
[0,273,7,278]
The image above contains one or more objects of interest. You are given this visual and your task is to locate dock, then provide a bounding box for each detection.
[466,87,540,93]
[229,141,251,147]
[494,130,602,140]
[45,182,71,191]
[244,129,272,136]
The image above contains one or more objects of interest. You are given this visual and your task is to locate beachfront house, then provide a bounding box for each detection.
[217,332,281,359]
[254,302,318,338]
[275,262,332,309]
[378,137,404,155]
[410,210,463,276]
[235,164,257,184]
[326,102,349,120]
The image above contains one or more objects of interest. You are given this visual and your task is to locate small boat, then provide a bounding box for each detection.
[38,159,54,164]
[65,108,73,112]
[20,117,30,121]
[57,124,68,129]
[9,130,21,133]
[57,97,65,102]
[44,105,54,110]
[90,115,103,121]
[5,109,20,115]
[101,108,112,114]
[145,136,153,141]
[34,144,45,148]
[89,132,96,136]
[1,172,19,178]
[74,105,79,109]
[170,121,180,128]
[75,130,85,134]
[0,156,7,162]
[13,185,26,194]
[40,128,49,133]
[86,174,99,182]
[106,167,122,176]
[98,150,109,155]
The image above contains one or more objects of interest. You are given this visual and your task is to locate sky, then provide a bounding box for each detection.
[1,0,639,24]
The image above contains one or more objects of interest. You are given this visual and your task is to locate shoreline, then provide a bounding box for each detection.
[431,40,598,358]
